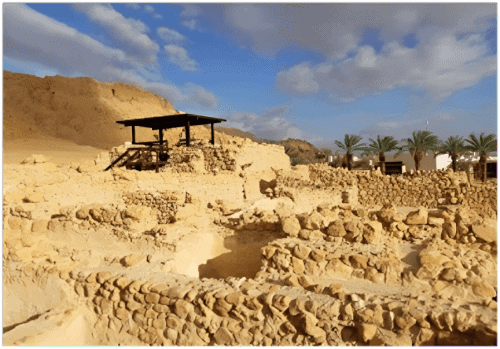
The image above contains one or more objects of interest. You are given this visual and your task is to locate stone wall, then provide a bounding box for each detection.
[260,238,403,285]
[123,191,183,224]
[300,165,497,217]
[68,267,496,346]
[161,146,206,174]
[200,146,237,173]
[356,169,497,214]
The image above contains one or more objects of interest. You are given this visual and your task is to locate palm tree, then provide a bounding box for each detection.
[398,130,440,171]
[464,132,497,182]
[361,135,399,175]
[434,136,468,172]
[335,134,366,171]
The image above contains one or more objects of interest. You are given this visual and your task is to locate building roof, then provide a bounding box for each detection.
[116,113,226,130]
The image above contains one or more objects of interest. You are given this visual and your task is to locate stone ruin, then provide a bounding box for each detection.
[2,141,497,346]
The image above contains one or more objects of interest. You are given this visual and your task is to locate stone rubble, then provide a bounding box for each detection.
[3,148,497,346]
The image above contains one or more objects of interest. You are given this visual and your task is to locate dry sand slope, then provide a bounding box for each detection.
[3,71,497,346]
[3,70,234,154]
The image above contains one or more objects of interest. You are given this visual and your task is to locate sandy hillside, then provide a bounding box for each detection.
[3,71,234,155]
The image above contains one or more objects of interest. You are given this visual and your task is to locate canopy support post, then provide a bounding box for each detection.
[185,121,191,147]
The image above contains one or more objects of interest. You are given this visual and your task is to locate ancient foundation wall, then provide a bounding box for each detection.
[301,165,497,217]
[63,266,492,346]
[69,268,496,346]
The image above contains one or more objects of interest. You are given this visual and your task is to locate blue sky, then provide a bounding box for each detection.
[3,3,497,150]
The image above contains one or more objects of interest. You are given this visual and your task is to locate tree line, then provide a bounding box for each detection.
[316,131,497,182]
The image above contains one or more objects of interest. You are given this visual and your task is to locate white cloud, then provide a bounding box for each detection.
[184,83,217,108]
[73,4,158,66]
[187,3,494,100]
[276,62,319,94]
[4,4,132,76]
[376,122,402,130]
[125,3,140,10]
[435,113,454,121]
[224,110,304,141]
[3,4,216,109]
[164,45,199,71]
[261,105,290,118]
[355,46,377,68]
[144,5,163,20]
[276,33,495,100]
[214,4,494,58]
[180,4,203,17]
[182,19,199,31]
[157,27,186,43]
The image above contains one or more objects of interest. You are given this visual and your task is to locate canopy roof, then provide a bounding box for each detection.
[116,113,226,130]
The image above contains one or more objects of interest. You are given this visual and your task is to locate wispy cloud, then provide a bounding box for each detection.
[261,105,290,118]
[73,4,158,66]
[184,4,494,58]
[125,3,140,10]
[179,4,495,101]
[182,19,199,31]
[276,33,495,101]
[157,27,186,44]
[225,112,304,140]
[4,4,215,109]
[144,5,163,20]
[164,45,199,71]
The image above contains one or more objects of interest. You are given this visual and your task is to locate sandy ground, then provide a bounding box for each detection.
[3,136,104,165]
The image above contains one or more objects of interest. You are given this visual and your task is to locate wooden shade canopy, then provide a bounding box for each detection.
[116,113,226,146]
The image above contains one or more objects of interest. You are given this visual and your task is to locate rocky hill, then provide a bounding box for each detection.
[211,125,329,165]
[3,71,234,150]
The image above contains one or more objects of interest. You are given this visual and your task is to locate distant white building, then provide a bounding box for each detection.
[385,153,452,171]
[377,151,498,171]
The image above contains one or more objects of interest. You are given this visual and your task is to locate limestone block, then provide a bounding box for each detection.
[123,205,152,222]
[442,222,457,239]
[359,323,378,342]
[281,216,301,238]
[304,211,326,230]
[121,254,145,267]
[31,219,48,233]
[326,219,346,237]
[174,299,195,320]
[96,272,113,284]
[8,216,23,230]
[292,257,305,274]
[472,281,496,299]
[145,293,160,304]
[405,206,428,225]
[350,255,368,269]
[363,221,382,244]
[326,259,353,278]
[293,244,312,260]
[214,327,234,346]
[471,219,497,243]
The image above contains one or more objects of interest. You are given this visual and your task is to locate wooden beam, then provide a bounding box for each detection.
[132,126,136,144]
[211,123,214,145]
[186,121,190,147]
